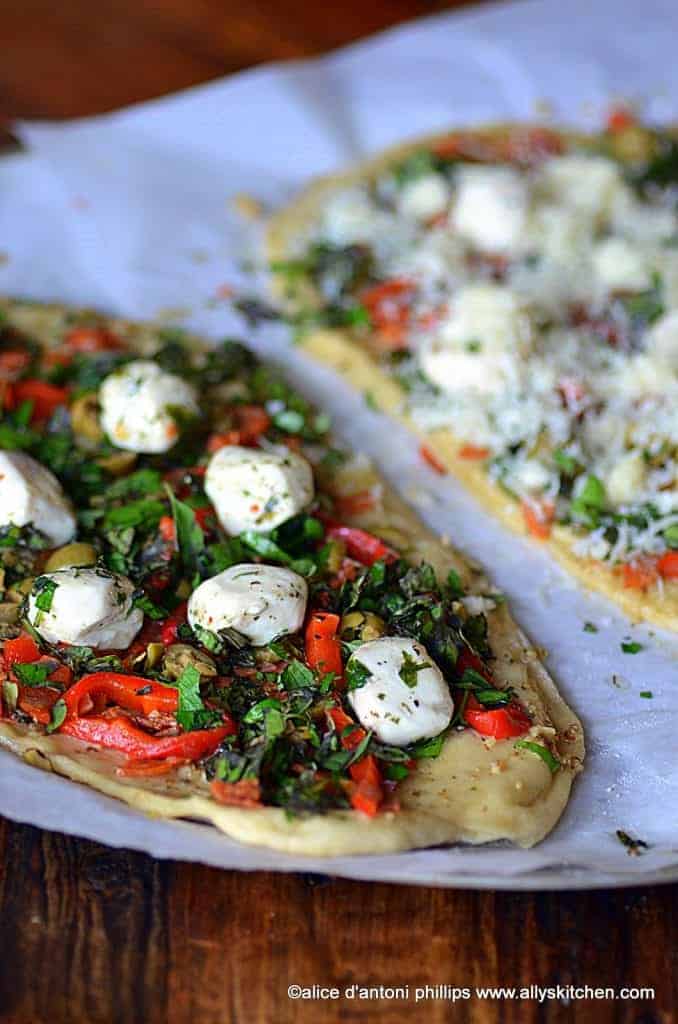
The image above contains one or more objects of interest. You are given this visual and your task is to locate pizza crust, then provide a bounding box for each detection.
[0,297,583,854]
[265,124,678,630]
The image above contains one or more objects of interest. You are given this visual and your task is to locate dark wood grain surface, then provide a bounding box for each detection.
[0,2,676,1022]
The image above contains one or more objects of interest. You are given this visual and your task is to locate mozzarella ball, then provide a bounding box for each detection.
[537,154,626,223]
[347,637,453,746]
[205,445,314,535]
[0,450,76,547]
[99,360,199,454]
[420,284,532,396]
[592,237,650,293]
[188,563,307,646]
[452,166,528,253]
[397,173,450,222]
[27,568,143,649]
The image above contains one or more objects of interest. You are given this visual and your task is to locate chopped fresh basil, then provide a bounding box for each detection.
[33,577,58,613]
[621,639,644,654]
[13,662,51,687]
[398,650,431,688]
[46,699,67,734]
[346,658,372,692]
[515,740,560,773]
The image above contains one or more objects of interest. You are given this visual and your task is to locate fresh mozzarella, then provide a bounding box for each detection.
[420,284,531,396]
[397,173,450,222]
[27,568,143,649]
[187,563,307,646]
[99,359,199,454]
[591,237,650,293]
[606,451,646,505]
[205,445,314,535]
[347,637,453,746]
[0,450,76,547]
[452,166,528,253]
[537,154,626,223]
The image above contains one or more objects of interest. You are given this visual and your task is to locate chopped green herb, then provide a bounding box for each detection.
[621,639,644,654]
[515,740,560,773]
[46,699,67,734]
[13,662,51,687]
[346,658,372,692]
[616,829,649,855]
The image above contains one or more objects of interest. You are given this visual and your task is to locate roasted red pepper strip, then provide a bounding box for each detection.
[657,552,678,580]
[329,706,383,816]
[325,525,396,566]
[62,672,179,718]
[64,326,124,352]
[60,715,234,762]
[160,601,188,646]
[3,633,41,668]
[305,611,343,679]
[349,754,383,817]
[463,695,531,740]
[6,379,69,421]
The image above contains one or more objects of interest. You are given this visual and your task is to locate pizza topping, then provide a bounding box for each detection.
[0,450,76,547]
[276,121,678,580]
[452,165,529,254]
[26,568,144,649]
[347,637,454,746]
[0,319,539,817]
[99,359,199,453]
[187,563,308,646]
[204,444,314,535]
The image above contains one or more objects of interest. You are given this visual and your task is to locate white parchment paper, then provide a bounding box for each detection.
[1,0,678,888]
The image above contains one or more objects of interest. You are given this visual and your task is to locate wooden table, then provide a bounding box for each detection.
[0,3,676,1022]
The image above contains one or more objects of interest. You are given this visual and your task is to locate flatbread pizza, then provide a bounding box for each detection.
[0,298,582,854]
[267,116,678,628]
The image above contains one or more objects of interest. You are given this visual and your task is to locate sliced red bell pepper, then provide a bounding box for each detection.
[455,646,493,683]
[62,672,179,719]
[159,515,176,543]
[328,706,383,816]
[420,444,447,475]
[463,694,531,740]
[622,557,658,591]
[522,498,555,540]
[657,552,678,580]
[458,443,491,460]
[64,326,123,352]
[60,715,233,762]
[349,754,383,817]
[210,778,262,807]
[160,601,188,646]
[7,379,69,421]
[332,490,377,516]
[360,278,415,350]
[207,404,271,451]
[0,349,32,379]
[325,525,396,566]
[16,685,62,725]
[606,106,636,133]
[305,611,343,679]
[3,633,41,668]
